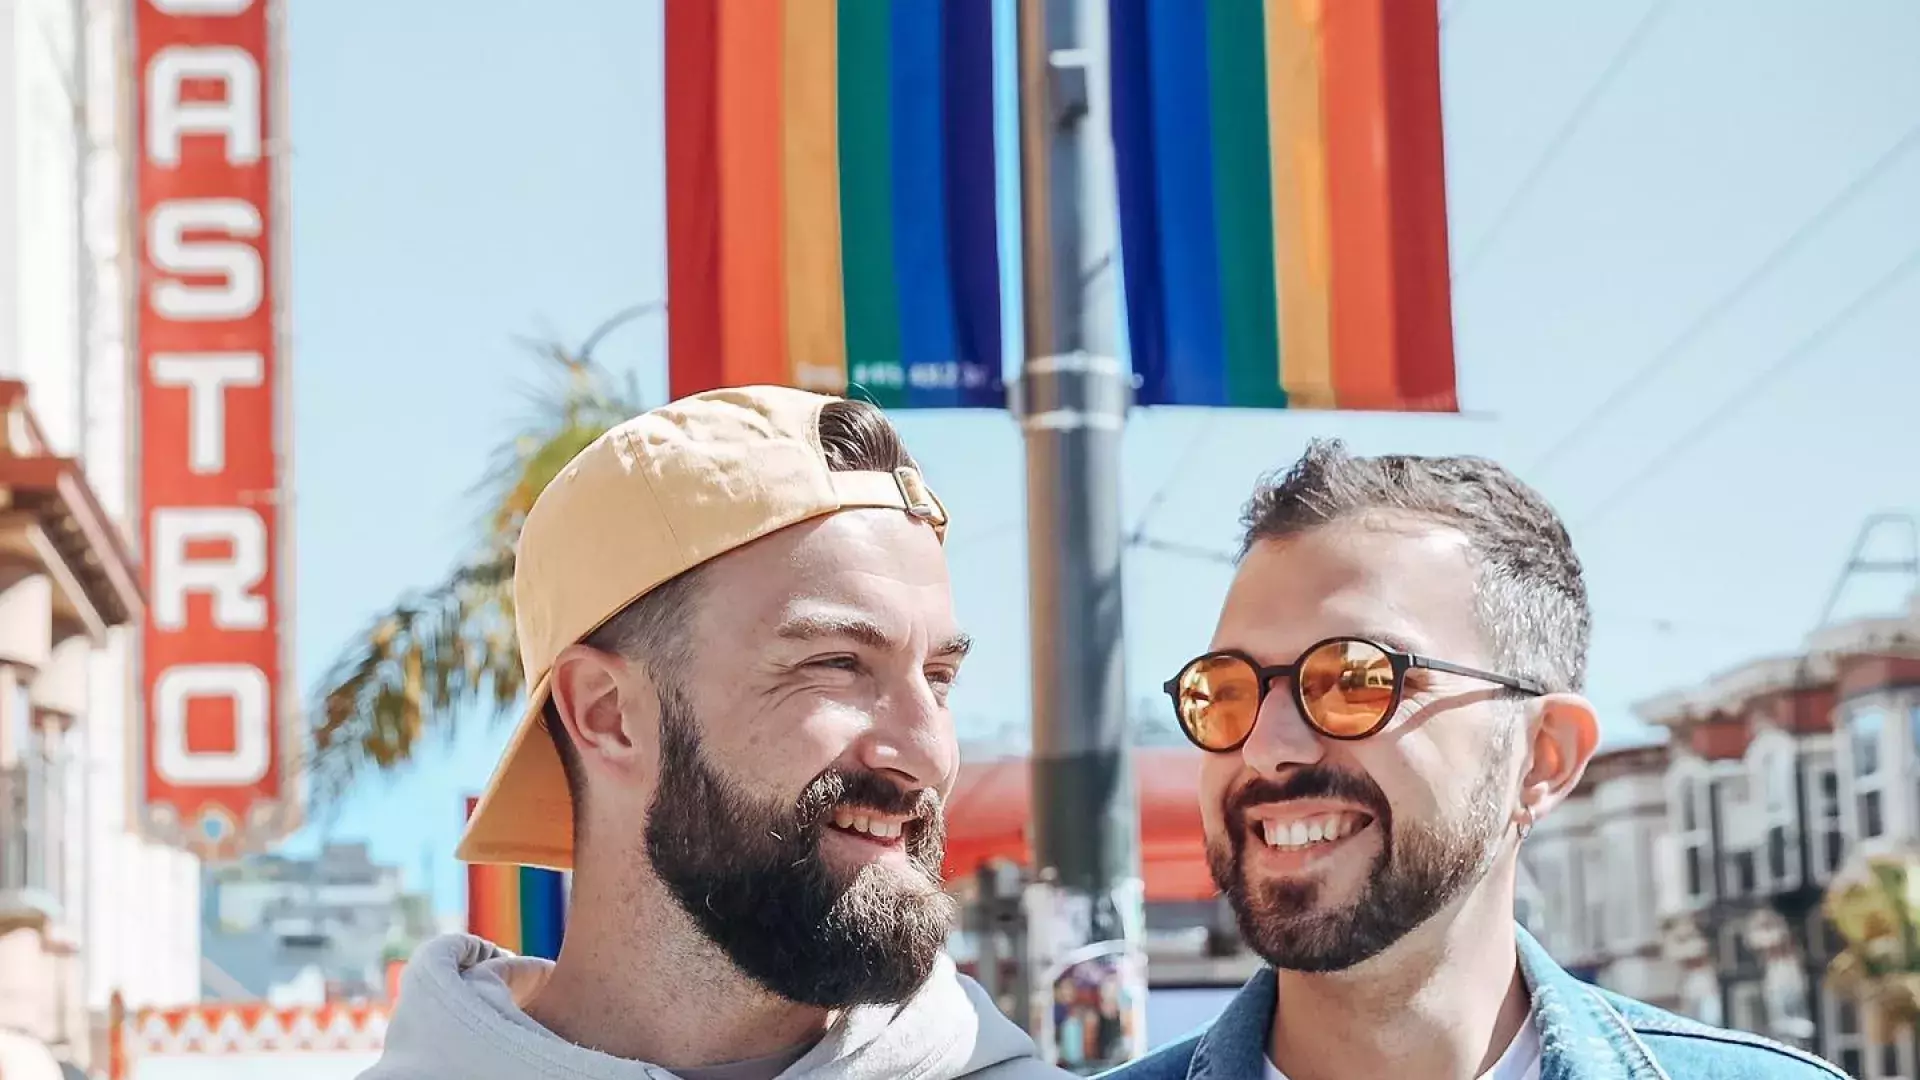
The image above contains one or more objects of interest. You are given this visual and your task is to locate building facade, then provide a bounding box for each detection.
[0,0,203,1073]
[201,843,434,1005]
[1519,741,1681,1010]
[1523,606,1920,1079]
[1635,611,1920,1068]
[1639,651,1844,1064]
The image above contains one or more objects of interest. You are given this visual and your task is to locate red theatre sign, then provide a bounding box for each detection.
[134,0,297,859]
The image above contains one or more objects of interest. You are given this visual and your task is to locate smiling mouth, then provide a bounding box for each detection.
[828,807,912,847]
[1254,811,1373,852]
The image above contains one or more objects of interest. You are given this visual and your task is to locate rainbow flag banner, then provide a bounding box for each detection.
[465,798,567,958]
[666,1,1006,409]
[1109,0,1459,411]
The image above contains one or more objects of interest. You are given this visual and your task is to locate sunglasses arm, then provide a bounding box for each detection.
[1407,655,1546,696]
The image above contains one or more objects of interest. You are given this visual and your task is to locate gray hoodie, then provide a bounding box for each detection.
[360,934,1070,1080]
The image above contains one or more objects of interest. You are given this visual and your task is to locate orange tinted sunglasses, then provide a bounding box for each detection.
[1164,636,1546,751]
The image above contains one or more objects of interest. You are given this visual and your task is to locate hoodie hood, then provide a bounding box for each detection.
[359,934,1068,1080]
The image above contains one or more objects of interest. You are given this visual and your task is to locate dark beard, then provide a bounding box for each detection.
[1208,751,1507,973]
[643,685,955,1007]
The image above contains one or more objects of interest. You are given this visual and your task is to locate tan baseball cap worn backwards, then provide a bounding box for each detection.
[457,385,949,869]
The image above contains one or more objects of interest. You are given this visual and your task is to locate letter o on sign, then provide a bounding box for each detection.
[154,664,271,786]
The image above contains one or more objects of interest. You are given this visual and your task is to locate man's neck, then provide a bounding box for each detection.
[523,872,832,1068]
[1266,883,1530,1080]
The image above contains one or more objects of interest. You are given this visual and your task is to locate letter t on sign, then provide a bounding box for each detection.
[150,353,264,474]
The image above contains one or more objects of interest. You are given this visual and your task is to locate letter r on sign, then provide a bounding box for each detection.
[152,508,269,631]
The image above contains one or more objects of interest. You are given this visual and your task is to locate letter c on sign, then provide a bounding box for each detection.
[154,664,270,786]
[149,0,256,13]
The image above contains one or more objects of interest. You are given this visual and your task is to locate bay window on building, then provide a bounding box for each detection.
[1822,988,1865,1079]
[2,655,71,911]
[1529,844,1577,957]
[1848,705,1888,841]
[1758,743,1800,890]
[1582,837,1610,954]
[1716,773,1758,899]
[1805,753,1844,879]
[1910,703,1920,836]
[1670,766,1713,907]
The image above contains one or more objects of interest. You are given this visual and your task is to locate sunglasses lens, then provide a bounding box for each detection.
[1172,654,1262,750]
[1298,639,1397,737]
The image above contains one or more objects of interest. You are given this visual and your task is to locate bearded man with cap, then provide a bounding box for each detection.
[364,387,1065,1080]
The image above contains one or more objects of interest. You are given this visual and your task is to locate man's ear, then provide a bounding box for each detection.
[550,644,658,783]
[1516,693,1601,829]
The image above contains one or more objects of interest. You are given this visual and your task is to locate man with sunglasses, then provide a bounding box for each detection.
[1107,441,1842,1080]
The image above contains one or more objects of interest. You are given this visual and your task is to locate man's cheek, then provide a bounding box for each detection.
[1197,793,1232,843]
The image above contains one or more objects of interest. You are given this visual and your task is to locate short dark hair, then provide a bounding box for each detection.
[542,398,921,836]
[1240,438,1589,693]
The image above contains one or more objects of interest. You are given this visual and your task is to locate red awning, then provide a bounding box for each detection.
[941,747,1219,902]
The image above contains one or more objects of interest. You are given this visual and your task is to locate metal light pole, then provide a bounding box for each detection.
[1013,0,1145,1065]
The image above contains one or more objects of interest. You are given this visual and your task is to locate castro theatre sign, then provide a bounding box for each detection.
[135,0,297,858]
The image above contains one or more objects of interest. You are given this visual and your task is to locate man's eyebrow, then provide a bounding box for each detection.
[776,613,897,650]
[1355,629,1428,657]
[775,614,973,659]
[1367,626,1428,653]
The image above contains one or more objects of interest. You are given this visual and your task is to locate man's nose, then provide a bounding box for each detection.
[855,672,956,790]
[1239,679,1327,775]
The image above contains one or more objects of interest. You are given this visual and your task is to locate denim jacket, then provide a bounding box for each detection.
[1103,925,1849,1079]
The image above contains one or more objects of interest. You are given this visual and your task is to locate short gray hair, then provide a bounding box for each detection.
[1240,439,1589,693]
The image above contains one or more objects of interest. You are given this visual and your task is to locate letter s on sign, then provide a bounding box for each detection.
[149,200,263,321]
[154,664,271,786]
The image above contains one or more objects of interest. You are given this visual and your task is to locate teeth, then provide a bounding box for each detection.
[1262,814,1363,850]
[830,810,905,839]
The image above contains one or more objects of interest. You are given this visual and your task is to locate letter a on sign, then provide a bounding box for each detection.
[135,0,299,858]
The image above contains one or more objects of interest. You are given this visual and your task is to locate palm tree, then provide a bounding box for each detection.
[307,310,656,805]
[1825,850,1920,1044]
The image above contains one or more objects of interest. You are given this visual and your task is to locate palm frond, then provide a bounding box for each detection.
[307,553,520,805]
[472,339,644,550]
[307,340,642,801]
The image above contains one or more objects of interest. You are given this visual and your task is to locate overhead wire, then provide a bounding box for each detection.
[1525,121,1920,478]
[1570,240,1920,531]
[1451,0,1673,284]
[1124,418,1217,546]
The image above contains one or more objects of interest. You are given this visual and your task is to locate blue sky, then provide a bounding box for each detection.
[279,0,1920,914]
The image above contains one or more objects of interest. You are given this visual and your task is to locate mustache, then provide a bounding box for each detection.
[1227,766,1389,822]
[791,769,944,834]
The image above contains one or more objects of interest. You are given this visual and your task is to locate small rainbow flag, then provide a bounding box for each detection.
[1110,0,1458,412]
[665,1,1007,409]
[465,797,567,959]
